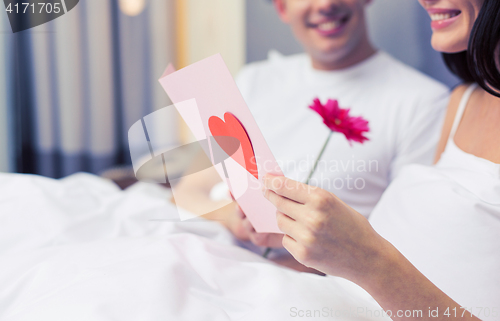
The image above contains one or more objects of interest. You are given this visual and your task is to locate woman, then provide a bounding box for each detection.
[262,0,500,319]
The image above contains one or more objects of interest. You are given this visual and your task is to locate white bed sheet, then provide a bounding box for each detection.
[0,173,387,321]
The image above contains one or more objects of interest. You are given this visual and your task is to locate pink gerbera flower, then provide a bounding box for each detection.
[309,98,370,145]
[263,98,371,259]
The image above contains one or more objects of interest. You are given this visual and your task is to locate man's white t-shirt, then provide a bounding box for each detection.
[236,51,449,217]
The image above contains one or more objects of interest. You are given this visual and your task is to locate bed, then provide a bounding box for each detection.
[0,173,388,320]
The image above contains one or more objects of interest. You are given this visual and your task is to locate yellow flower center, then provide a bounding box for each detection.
[334,119,341,125]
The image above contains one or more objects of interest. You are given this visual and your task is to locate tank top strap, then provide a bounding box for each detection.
[449,84,478,140]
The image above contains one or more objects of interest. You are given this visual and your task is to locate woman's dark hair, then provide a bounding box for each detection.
[442,0,500,97]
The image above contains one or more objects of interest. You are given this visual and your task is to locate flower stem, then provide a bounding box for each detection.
[262,247,272,258]
[263,131,333,259]
[305,131,333,184]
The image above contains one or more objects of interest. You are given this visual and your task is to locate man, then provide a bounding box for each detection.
[175,0,448,254]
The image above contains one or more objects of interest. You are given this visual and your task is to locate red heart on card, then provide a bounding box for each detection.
[208,113,258,179]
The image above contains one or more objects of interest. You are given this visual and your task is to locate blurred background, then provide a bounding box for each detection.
[0,0,459,180]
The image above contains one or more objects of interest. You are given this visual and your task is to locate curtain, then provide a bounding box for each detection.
[3,0,177,178]
[0,9,14,173]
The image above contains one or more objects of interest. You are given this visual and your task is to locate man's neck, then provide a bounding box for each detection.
[310,40,377,71]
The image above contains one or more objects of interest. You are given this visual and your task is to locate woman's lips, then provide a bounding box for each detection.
[427,8,462,30]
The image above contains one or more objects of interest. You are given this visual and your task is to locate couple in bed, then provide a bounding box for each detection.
[177,0,500,319]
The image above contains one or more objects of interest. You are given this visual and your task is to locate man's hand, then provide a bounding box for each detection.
[223,203,284,248]
[241,218,284,248]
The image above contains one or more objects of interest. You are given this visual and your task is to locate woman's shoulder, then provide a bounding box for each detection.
[447,84,471,118]
[450,83,471,100]
[433,83,473,163]
[446,83,476,125]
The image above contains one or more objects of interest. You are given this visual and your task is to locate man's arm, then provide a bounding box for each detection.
[173,153,229,220]
[172,150,251,240]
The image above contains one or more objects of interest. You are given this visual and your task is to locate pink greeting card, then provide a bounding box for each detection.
[159,54,283,233]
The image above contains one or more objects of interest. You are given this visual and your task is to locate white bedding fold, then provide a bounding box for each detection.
[0,173,385,321]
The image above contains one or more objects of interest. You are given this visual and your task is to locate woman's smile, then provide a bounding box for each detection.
[427,8,462,30]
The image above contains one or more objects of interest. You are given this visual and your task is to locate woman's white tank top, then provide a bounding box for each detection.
[369,84,500,319]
